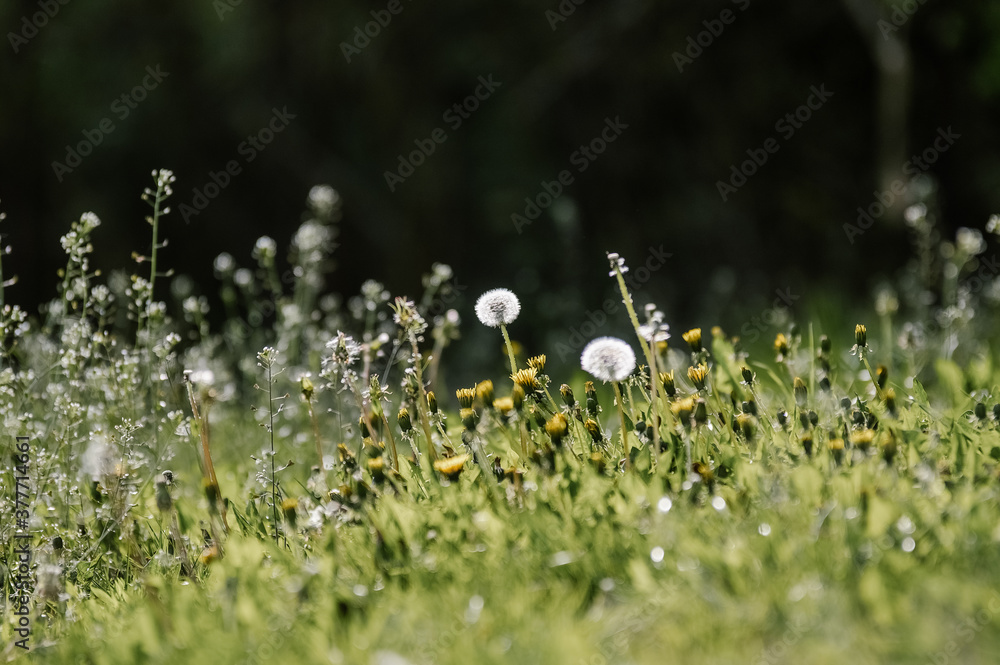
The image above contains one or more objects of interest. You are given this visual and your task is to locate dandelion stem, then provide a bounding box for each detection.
[500,323,518,377]
[610,264,661,456]
[612,381,630,469]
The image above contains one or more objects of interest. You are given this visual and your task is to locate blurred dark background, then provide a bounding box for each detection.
[2,0,999,373]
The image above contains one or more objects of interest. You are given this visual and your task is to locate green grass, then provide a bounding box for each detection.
[3,172,1000,664]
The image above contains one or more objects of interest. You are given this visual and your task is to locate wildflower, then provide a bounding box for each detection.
[476,380,495,407]
[606,252,628,276]
[584,419,603,443]
[741,366,754,386]
[397,407,412,433]
[852,324,867,354]
[800,433,814,457]
[736,413,756,441]
[687,364,708,391]
[828,437,845,465]
[527,355,546,372]
[850,429,875,450]
[495,396,515,413]
[693,398,708,426]
[511,367,541,393]
[876,364,888,389]
[671,397,695,425]
[427,391,438,414]
[884,388,897,417]
[281,498,299,527]
[545,413,569,445]
[456,388,476,409]
[434,454,470,480]
[580,337,636,382]
[560,384,575,406]
[682,328,702,353]
[659,370,676,398]
[460,408,478,430]
[774,333,790,359]
[793,377,807,407]
[475,288,520,328]
[585,381,599,415]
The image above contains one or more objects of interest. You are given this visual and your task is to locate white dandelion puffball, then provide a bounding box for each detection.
[475,288,520,327]
[581,337,636,382]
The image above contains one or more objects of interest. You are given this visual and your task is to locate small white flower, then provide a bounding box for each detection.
[607,252,628,276]
[475,288,520,327]
[581,337,636,382]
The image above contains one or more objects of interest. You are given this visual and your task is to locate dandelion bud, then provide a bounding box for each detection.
[741,366,754,385]
[495,396,515,414]
[736,413,756,441]
[460,408,478,431]
[203,479,220,511]
[659,370,676,398]
[397,407,412,433]
[584,418,603,443]
[527,355,547,372]
[774,333,789,359]
[671,397,695,427]
[882,429,898,464]
[456,388,476,409]
[809,410,819,427]
[687,364,708,391]
[589,452,606,473]
[820,335,832,354]
[993,404,1000,422]
[585,381,599,416]
[434,454,469,480]
[512,368,541,394]
[975,402,987,421]
[850,429,875,451]
[545,413,569,445]
[800,433,814,457]
[742,400,757,416]
[876,364,888,389]
[777,410,789,428]
[559,383,576,406]
[793,377,807,407]
[682,328,702,353]
[300,375,315,401]
[155,479,172,513]
[694,398,708,426]
[885,388,897,416]
[476,380,495,407]
[427,391,438,414]
[855,324,867,348]
[368,457,386,483]
[828,437,845,465]
[281,497,299,526]
[199,545,220,565]
[819,376,831,392]
[511,384,526,411]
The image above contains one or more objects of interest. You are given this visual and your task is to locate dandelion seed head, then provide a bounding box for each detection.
[475,288,520,327]
[580,337,636,382]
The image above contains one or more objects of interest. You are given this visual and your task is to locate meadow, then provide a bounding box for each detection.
[3,169,1000,664]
